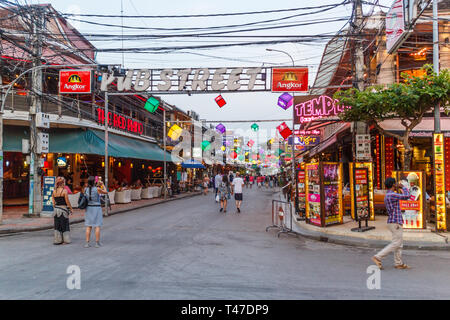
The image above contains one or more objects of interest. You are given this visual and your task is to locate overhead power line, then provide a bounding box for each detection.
[58,1,351,18]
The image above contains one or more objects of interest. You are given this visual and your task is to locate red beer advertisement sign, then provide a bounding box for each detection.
[271,67,308,92]
[59,69,92,94]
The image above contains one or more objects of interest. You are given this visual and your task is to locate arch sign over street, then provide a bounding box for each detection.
[99,67,308,93]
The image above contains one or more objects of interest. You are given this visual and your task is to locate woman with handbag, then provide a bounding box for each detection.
[51,176,74,245]
[218,175,231,213]
[84,176,108,248]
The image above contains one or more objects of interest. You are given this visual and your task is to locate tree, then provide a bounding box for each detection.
[334,65,450,170]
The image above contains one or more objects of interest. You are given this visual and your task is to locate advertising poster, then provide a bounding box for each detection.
[323,163,342,226]
[42,176,56,213]
[392,171,425,229]
[350,162,375,220]
[433,133,447,231]
[354,168,370,219]
[305,163,321,226]
[297,170,306,214]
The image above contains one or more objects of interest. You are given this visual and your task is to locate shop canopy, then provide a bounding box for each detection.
[181,159,205,169]
[3,126,179,162]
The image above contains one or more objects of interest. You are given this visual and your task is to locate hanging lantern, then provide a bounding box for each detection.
[238,155,244,161]
[236,147,241,154]
[251,123,259,131]
[277,92,293,110]
[247,140,254,147]
[168,124,183,140]
[230,151,237,159]
[277,122,293,140]
[215,95,226,107]
[221,146,226,151]
[201,140,211,151]
[215,123,226,134]
[144,97,160,113]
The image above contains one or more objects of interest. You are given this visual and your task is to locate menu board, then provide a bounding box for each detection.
[297,170,306,214]
[305,163,321,226]
[350,162,375,220]
[354,168,370,219]
[323,163,342,226]
[433,134,447,231]
[42,176,56,213]
[393,171,424,229]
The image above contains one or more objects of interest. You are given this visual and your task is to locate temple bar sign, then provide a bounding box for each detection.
[100,67,269,93]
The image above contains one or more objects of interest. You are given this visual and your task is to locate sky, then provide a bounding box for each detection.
[27,0,393,138]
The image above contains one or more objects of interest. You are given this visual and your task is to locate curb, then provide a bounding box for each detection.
[0,192,202,236]
[289,218,450,251]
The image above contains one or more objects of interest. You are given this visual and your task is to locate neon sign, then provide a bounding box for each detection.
[294,95,351,124]
[96,108,144,135]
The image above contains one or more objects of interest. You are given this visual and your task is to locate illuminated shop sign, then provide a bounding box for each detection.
[294,95,351,124]
[271,68,308,92]
[59,70,92,94]
[96,108,144,135]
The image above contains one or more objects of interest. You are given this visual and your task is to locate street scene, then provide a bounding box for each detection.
[0,0,450,303]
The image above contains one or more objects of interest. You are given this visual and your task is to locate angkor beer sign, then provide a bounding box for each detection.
[96,107,144,135]
[294,95,351,124]
[59,70,92,94]
[100,67,269,93]
[271,67,308,92]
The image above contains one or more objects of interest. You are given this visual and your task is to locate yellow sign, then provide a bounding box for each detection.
[433,133,447,231]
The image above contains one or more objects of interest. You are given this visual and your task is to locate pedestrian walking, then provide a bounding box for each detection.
[249,175,254,188]
[372,177,411,270]
[218,175,231,213]
[214,172,222,201]
[51,176,74,245]
[244,174,249,188]
[84,176,108,248]
[232,172,245,213]
[203,175,210,196]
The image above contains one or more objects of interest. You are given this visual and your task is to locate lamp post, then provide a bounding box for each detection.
[266,48,296,208]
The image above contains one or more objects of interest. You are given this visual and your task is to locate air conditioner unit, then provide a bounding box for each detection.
[36,113,50,128]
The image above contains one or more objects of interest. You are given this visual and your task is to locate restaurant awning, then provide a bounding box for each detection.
[3,126,178,162]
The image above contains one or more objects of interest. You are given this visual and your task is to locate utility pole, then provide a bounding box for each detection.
[28,7,45,217]
[433,0,440,132]
[352,0,366,162]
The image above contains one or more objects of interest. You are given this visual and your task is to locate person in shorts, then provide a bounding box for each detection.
[232,172,245,213]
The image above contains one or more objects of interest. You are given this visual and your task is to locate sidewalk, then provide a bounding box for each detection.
[0,191,202,235]
[288,213,450,251]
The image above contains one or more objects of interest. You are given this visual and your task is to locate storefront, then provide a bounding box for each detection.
[2,124,176,205]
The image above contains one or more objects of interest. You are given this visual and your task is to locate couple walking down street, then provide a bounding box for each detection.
[216,172,244,213]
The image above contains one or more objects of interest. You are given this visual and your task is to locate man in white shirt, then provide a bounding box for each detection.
[231,172,245,213]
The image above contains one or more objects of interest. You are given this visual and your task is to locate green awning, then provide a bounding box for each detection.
[3,126,177,162]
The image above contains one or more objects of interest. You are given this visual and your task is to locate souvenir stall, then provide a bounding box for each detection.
[305,162,343,227]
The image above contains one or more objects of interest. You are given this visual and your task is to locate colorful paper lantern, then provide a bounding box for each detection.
[144,97,159,113]
[247,140,254,147]
[168,124,183,140]
[238,155,244,161]
[215,123,226,134]
[277,122,293,140]
[251,123,259,131]
[201,140,211,151]
[230,151,237,159]
[215,95,226,107]
[221,146,226,151]
[277,92,293,110]
[236,147,241,153]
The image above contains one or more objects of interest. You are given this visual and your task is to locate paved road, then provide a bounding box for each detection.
[1,187,450,299]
